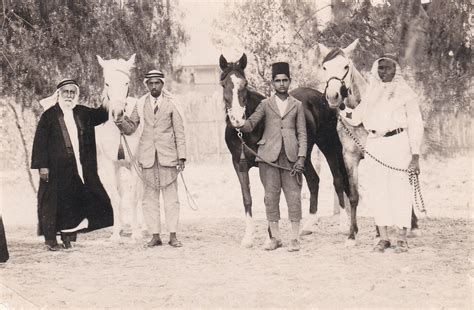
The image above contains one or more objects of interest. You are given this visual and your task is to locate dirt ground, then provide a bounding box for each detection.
[0,155,472,309]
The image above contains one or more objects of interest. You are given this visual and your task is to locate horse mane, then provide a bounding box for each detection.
[322,48,345,64]
[245,88,265,117]
[348,60,368,108]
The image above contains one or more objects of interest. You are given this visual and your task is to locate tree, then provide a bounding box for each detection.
[213,0,327,95]
[0,0,187,192]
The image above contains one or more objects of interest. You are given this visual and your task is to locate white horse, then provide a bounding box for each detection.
[319,39,369,244]
[96,54,145,242]
[321,40,420,240]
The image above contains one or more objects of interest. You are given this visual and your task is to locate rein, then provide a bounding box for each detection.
[338,116,426,214]
[324,67,350,110]
[235,128,303,185]
[119,131,199,211]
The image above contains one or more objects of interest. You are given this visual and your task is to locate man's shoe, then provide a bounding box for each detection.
[168,239,183,248]
[144,238,163,248]
[394,240,408,253]
[287,239,301,252]
[373,239,391,253]
[46,244,63,251]
[263,237,282,251]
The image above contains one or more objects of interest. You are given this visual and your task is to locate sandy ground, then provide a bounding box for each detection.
[0,155,472,309]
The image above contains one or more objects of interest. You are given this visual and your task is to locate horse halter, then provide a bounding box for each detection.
[220,68,248,121]
[324,67,350,110]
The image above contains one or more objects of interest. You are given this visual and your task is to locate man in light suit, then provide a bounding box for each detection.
[117,70,186,248]
[238,62,307,252]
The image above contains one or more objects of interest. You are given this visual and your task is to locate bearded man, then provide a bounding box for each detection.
[31,79,114,251]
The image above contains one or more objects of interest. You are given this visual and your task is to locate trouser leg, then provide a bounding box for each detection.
[162,178,180,233]
[142,160,161,234]
[259,162,282,222]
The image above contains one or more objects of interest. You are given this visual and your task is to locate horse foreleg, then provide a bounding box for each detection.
[117,166,142,242]
[233,161,254,248]
[408,207,420,237]
[301,144,320,235]
[318,142,351,234]
[99,162,122,242]
[131,169,144,240]
[345,157,360,245]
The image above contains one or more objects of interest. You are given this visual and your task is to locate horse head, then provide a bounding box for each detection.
[321,39,365,111]
[97,54,136,122]
[219,53,248,128]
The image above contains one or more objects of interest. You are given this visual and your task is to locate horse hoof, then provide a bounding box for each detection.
[262,238,272,249]
[240,238,253,248]
[344,238,357,247]
[110,234,122,243]
[407,229,421,238]
[300,230,313,236]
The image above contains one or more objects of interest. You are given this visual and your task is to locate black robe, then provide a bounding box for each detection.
[0,216,8,263]
[31,103,113,241]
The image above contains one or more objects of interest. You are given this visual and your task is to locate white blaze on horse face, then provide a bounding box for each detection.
[324,55,351,109]
[228,74,246,128]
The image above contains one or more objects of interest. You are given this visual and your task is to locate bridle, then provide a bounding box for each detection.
[101,68,131,112]
[220,68,248,120]
[323,65,351,110]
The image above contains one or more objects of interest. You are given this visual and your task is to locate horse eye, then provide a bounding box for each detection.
[323,67,326,70]
[105,83,109,87]
[344,65,349,70]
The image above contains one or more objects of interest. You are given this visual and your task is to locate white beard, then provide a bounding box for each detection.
[58,95,78,110]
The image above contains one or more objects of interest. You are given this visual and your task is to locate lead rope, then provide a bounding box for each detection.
[235,129,303,186]
[338,116,426,214]
[120,132,198,211]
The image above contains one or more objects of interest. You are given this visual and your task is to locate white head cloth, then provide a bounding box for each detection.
[143,69,173,98]
[361,56,418,132]
[39,79,80,110]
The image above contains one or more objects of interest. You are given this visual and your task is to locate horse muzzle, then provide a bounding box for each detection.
[112,109,124,122]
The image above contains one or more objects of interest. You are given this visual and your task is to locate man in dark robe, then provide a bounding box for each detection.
[0,216,8,262]
[31,79,113,251]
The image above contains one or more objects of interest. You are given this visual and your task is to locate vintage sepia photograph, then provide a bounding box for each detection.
[0,0,472,308]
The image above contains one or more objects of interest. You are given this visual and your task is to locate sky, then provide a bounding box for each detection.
[175,0,226,66]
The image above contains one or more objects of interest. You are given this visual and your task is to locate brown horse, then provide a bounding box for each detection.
[219,54,352,247]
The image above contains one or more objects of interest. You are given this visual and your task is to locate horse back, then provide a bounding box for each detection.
[290,87,338,142]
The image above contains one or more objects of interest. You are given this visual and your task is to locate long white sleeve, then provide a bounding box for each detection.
[405,99,424,155]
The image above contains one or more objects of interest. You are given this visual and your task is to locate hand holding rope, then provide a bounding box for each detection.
[118,129,198,211]
[235,128,304,185]
[338,116,426,214]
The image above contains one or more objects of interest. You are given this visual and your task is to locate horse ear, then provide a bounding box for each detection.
[219,55,228,70]
[238,53,247,70]
[342,38,360,57]
[97,55,105,67]
[317,43,331,58]
[127,53,136,67]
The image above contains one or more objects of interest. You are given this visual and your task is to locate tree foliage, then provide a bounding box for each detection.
[214,0,472,112]
[213,0,326,95]
[1,0,188,111]
[319,0,472,112]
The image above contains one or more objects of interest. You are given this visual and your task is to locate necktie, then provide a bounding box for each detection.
[153,98,159,114]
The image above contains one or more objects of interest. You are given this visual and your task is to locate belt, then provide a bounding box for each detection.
[370,128,404,137]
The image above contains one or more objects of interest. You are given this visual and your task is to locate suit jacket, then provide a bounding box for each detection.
[121,93,186,168]
[241,94,307,163]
